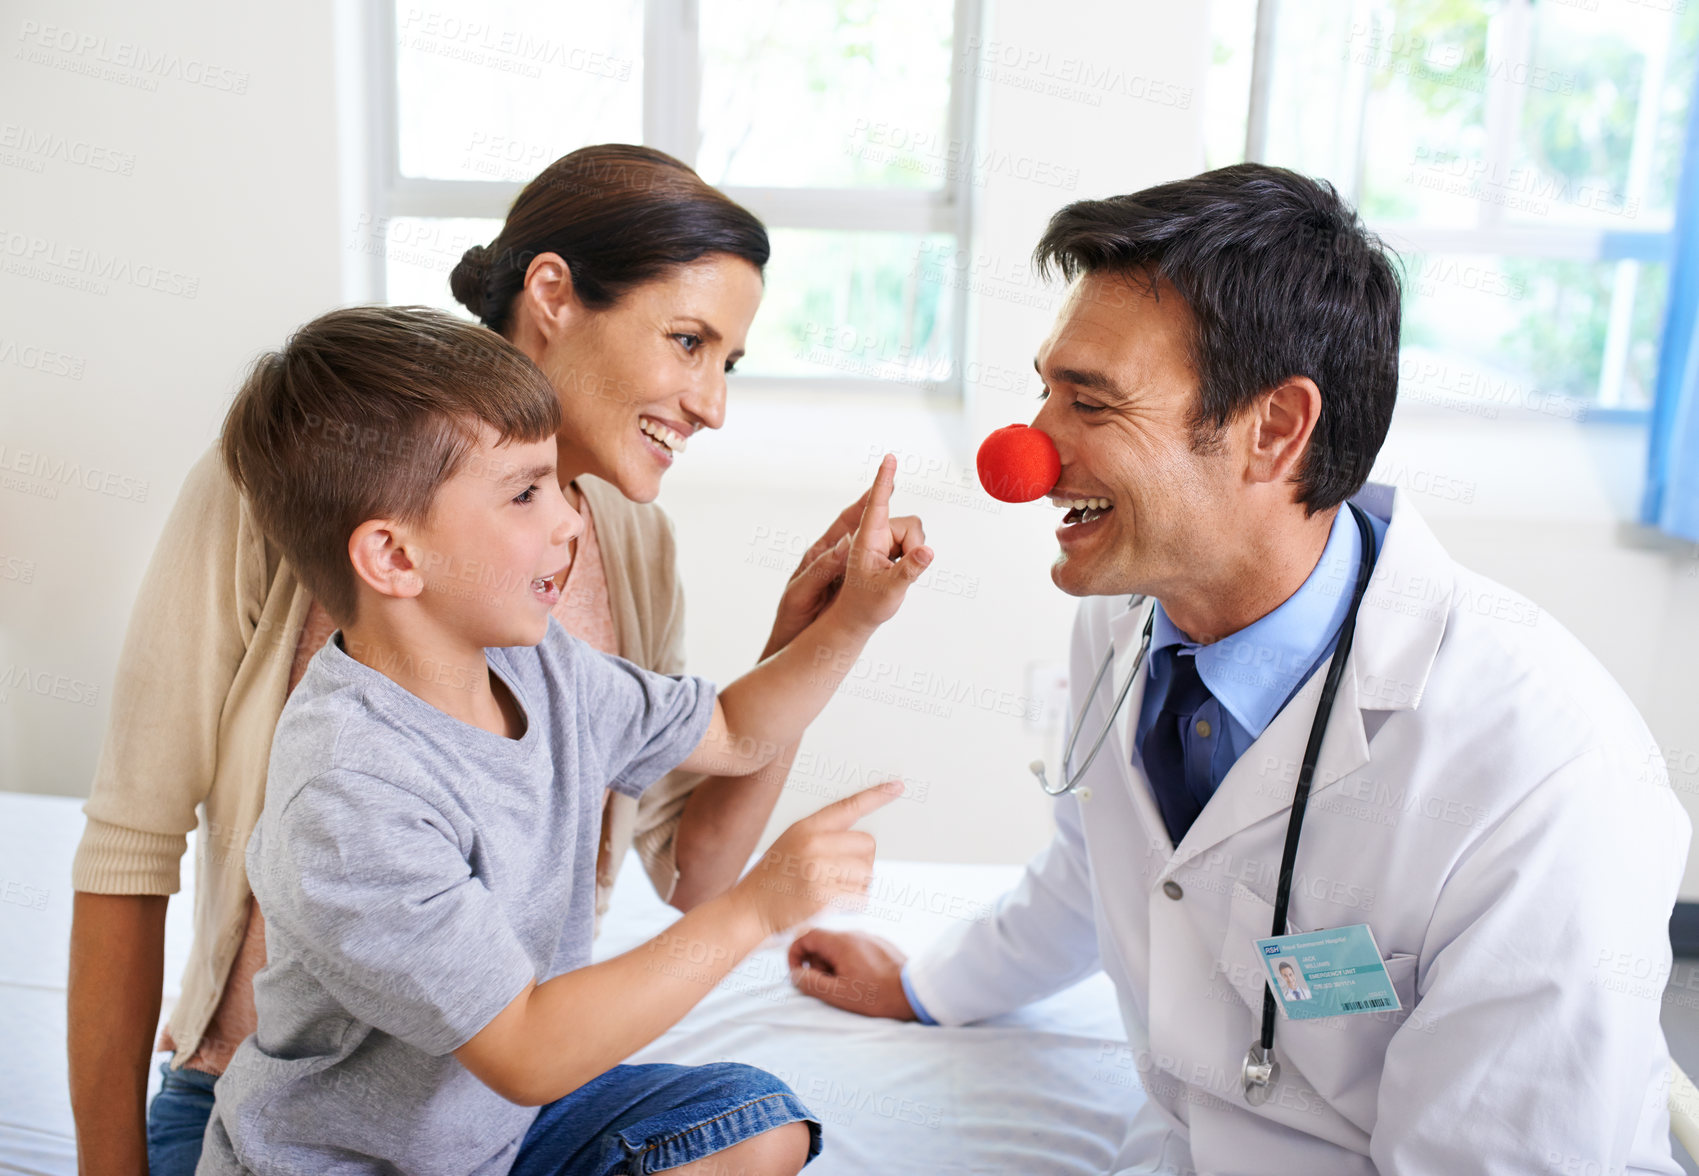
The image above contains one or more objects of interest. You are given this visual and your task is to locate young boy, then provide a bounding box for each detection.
[196,306,932,1176]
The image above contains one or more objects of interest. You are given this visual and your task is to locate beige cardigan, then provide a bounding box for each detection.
[72,445,704,1067]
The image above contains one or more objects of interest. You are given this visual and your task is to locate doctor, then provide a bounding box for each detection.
[790,164,1690,1173]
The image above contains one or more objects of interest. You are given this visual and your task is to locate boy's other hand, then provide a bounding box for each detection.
[787,928,917,1019]
[830,454,933,635]
[734,781,904,938]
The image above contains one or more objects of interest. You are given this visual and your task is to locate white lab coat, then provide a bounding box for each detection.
[907,484,1690,1175]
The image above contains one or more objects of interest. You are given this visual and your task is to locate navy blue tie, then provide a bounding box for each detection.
[1140,649,1216,845]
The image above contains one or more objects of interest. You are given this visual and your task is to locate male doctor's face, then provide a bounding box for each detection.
[1031,271,1239,600]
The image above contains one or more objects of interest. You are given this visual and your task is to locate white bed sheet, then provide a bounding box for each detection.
[0,792,1140,1175]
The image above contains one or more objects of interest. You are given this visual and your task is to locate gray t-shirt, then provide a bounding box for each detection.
[198,617,715,1176]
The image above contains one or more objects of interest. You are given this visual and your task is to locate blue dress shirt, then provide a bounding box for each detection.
[903,504,1386,1025]
[1133,504,1386,809]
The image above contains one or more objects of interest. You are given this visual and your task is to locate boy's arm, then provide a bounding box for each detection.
[454,783,902,1105]
[668,479,927,911]
[676,455,931,779]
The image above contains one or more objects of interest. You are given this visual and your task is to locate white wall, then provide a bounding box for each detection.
[0,0,343,793]
[5,0,1699,897]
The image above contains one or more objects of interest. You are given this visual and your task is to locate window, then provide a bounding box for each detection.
[1209,0,1699,415]
[362,0,978,393]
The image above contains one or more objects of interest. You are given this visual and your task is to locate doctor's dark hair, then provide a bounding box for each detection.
[450,144,770,336]
[1034,164,1402,514]
[219,305,560,623]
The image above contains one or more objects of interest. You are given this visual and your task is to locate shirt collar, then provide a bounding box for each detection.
[1150,506,1368,740]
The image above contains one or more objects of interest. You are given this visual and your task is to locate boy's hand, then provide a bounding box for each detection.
[830,454,933,635]
[760,488,926,660]
[733,781,905,938]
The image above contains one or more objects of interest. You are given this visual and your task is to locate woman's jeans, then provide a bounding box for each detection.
[145,1061,218,1176]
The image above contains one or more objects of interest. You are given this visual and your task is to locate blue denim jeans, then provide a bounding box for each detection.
[145,1061,218,1176]
[511,1062,822,1175]
[146,1059,820,1175]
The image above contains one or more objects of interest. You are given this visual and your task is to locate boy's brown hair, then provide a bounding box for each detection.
[220,305,561,622]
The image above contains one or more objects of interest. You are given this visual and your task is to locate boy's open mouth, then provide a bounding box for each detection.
[531,571,563,607]
[639,415,688,464]
[1049,493,1114,527]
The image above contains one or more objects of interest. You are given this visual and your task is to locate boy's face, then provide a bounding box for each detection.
[407,430,581,648]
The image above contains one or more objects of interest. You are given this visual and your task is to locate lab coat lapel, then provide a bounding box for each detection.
[1104,596,1171,849]
[1163,652,1372,874]
[1158,486,1453,876]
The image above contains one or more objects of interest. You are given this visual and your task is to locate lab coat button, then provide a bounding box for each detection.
[1076,786,1092,801]
[1162,880,1183,901]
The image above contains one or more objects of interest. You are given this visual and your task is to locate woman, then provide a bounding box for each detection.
[67,144,902,1174]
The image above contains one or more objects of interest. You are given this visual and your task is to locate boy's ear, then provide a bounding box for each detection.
[518,252,584,342]
[348,519,426,601]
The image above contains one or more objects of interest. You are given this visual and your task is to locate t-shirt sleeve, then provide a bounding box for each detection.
[538,625,714,799]
[253,771,537,1057]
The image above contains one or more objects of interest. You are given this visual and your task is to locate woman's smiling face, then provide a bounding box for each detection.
[530,254,765,502]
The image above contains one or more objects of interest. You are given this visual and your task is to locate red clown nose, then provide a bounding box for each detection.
[976,424,1061,503]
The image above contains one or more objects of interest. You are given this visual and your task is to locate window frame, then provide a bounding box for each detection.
[362,0,981,398]
[1243,0,1678,421]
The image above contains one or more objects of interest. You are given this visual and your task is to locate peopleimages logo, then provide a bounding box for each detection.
[0,443,150,501]
[13,20,251,94]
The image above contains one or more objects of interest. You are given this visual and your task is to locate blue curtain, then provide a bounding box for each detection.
[1644,70,1699,541]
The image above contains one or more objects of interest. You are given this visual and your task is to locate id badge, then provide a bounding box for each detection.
[1255,924,1402,1021]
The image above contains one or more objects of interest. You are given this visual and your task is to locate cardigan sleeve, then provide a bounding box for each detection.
[71,445,266,895]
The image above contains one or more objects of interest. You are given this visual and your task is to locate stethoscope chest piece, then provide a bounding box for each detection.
[1241,1042,1280,1106]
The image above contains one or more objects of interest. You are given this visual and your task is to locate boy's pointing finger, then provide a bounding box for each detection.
[810,779,905,830]
[853,454,896,548]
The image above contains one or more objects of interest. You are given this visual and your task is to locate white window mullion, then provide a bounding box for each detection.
[722,187,951,234]
[1479,0,1532,233]
[366,0,402,301]
[1597,260,1641,408]
[1338,0,1379,208]
[1244,0,1280,162]
[943,0,981,390]
[389,177,521,220]
[1597,26,1673,407]
[1376,224,1608,261]
[645,0,699,165]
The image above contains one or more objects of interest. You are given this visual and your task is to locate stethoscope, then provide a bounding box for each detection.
[1028,504,1378,1107]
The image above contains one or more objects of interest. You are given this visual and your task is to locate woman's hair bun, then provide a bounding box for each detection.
[450,145,768,335]
[450,243,492,320]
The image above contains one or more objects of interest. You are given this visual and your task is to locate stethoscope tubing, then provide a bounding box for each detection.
[1257,503,1378,1057]
[1040,596,1152,796]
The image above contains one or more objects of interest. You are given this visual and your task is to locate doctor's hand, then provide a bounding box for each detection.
[761,460,929,660]
[787,928,918,1020]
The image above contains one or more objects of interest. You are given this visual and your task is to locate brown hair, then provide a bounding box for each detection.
[450,144,770,334]
[219,305,561,622]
